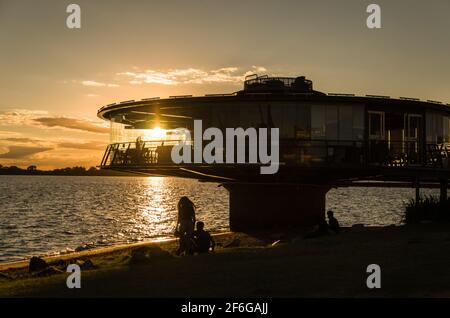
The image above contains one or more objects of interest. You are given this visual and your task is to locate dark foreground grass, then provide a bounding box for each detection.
[2,225,450,297]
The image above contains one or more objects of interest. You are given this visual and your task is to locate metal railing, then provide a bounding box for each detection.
[243,75,313,92]
[101,140,192,167]
[100,138,450,170]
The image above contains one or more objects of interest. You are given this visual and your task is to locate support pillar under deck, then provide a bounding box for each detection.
[440,179,448,204]
[223,183,331,232]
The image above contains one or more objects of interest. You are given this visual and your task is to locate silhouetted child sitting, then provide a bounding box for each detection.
[304,218,329,239]
[193,221,215,254]
[327,210,340,234]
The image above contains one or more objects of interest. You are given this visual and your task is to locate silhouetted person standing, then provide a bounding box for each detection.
[175,196,196,255]
[135,136,144,164]
[193,221,215,254]
[327,210,340,234]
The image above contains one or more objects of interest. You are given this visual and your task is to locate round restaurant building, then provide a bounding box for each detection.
[98,75,450,230]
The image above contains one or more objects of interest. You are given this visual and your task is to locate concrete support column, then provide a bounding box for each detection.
[414,178,420,203]
[439,179,448,204]
[223,183,330,232]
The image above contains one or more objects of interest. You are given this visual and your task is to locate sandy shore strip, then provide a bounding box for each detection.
[2,224,450,297]
[0,232,237,272]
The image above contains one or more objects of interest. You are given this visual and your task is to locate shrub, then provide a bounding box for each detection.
[404,195,450,224]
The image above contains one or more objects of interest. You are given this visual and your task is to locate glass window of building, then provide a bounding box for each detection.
[338,105,353,141]
[326,105,338,140]
[311,103,364,142]
[295,104,311,139]
[352,105,365,141]
[311,104,326,139]
[444,116,450,143]
[368,111,385,140]
[426,111,444,144]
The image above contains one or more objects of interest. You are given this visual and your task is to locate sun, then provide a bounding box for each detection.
[144,127,166,141]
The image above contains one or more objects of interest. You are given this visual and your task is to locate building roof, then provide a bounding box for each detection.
[97,75,450,127]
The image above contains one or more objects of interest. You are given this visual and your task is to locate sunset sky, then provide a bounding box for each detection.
[0,0,449,169]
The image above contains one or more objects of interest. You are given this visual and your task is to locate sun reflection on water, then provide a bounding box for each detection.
[0,176,232,262]
[138,177,176,239]
[2,175,436,263]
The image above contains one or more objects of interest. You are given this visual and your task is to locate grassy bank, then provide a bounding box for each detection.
[2,224,450,297]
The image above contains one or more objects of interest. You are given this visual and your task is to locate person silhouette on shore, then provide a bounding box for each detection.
[193,221,215,254]
[327,210,340,234]
[175,196,196,256]
[304,218,329,239]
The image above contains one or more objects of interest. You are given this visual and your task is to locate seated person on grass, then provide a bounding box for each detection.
[193,221,215,254]
[327,210,340,234]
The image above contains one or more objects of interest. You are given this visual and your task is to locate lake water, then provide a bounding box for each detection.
[0,175,443,263]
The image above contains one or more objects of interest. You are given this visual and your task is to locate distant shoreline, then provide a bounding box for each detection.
[0,172,145,177]
[0,166,143,177]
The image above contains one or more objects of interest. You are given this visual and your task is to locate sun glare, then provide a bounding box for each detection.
[144,127,167,141]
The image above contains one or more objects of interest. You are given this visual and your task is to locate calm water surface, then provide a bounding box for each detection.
[0,175,443,263]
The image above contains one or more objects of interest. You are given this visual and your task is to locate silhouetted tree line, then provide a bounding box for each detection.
[0,164,134,176]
